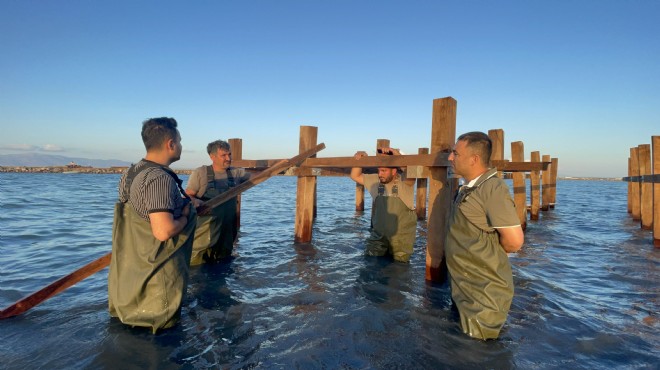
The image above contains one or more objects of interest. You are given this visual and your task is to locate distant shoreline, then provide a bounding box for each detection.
[0,166,623,181]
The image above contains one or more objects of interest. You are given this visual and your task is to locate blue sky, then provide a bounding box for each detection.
[1,1,658,177]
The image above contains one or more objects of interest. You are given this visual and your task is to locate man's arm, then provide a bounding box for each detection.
[149,204,191,242]
[184,169,205,208]
[350,151,368,185]
[495,226,524,253]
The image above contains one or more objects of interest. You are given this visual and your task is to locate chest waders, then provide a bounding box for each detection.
[366,182,417,263]
[108,162,196,333]
[190,166,238,265]
[446,174,514,340]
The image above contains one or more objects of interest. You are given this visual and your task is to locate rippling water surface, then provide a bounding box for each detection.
[0,173,658,369]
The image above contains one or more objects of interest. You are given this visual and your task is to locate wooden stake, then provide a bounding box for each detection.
[426,97,456,283]
[630,147,641,220]
[229,138,243,232]
[652,136,660,247]
[639,144,652,230]
[530,151,541,220]
[511,141,527,230]
[295,126,318,243]
[541,154,551,211]
[416,147,429,220]
[488,129,504,178]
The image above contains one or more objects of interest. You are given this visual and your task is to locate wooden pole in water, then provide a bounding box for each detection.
[639,144,652,230]
[426,97,456,283]
[511,141,527,230]
[627,157,632,214]
[652,136,660,247]
[416,147,429,220]
[229,138,243,232]
[530,151,541,220]
[550,158,558,208]
[630,147,641,220]
[295,126,318,243]
[488,129,504,178]
[541,154,551,211]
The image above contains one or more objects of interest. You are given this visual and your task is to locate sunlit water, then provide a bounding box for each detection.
[0,173,658,369]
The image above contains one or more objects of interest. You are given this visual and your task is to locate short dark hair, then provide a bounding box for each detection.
[457,131,492,166]
[141,117,179,151]
[207,140,231,155]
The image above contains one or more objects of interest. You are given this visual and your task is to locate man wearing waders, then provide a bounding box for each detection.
[350,147,417,263]
[185,140,251,265]
[446,131,524,340]
[108,117,197,333]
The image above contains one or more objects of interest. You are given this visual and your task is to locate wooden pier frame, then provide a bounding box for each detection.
[623,136,660,247]
[227,96,558,280]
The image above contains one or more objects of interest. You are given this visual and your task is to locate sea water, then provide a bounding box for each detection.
[0,173,658,369]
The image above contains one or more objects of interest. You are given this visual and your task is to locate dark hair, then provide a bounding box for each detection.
[207,140,231,155]
[457,131,492,166]
[141,117,179,151]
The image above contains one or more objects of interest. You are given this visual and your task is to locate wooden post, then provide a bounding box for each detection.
[294,126,318,243]
[550,157,559,208]
[530,151,541,220]
[229,138,243,232]
[627,157,632,214]
[416,147,429,220]
[355,183,365,211]
[639,144,652,230]
[652,136,660,247]
[541,154,551,211]
[426,97,456,282]
[488,129,504,178]
[630,147,641,220]
[511,141,527,230]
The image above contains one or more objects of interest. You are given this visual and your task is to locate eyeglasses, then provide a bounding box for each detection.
[377,149,393,155]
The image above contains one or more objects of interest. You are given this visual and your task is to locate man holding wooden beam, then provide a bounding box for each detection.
[350,147,417,263]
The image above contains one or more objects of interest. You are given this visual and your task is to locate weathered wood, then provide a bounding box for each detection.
[530,151,541,220]
[639,144,652,230]
[630,147,641,220]
[653,137,660,247]
[426,97,456,283]
[511,141,527,230]
[550,158,559,208]
[229,138,243,233]
[627,157,632,214]
[542,154,551,211]
[295,126,318,243]
[416,148,429,220]
[0,253,112,319]
[488,129,504,178]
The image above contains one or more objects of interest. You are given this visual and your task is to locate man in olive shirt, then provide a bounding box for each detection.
[446,131,524,340]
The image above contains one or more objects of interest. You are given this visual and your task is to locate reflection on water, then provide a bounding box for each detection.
[0,174,658,369]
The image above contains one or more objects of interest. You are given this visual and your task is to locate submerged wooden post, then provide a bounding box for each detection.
[541,154,551,211]
[229,138,243,232]
[426,97,456,282]
[627,157,632,214]
[295,126,318,242]
[550,158,558,208]
[416,147,429,220]
[511,141,527,230]
[530,151,541,220]
[639,144,652,230]
[488,129,504,178]
[653,136,660,247]
[630,147,641,220]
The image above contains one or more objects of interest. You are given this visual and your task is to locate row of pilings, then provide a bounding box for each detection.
[229,97,559,282]
[624,136,660,247]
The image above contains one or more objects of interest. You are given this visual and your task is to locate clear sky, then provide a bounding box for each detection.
[1,1,658,177]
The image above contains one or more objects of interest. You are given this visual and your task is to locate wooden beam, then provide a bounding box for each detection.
[639,144,652,230]
[630,147,641,220]
[530,151,541,220]
[295,126,318,243]
[653,136,660,247]
[416,148,429,220]
[511,141,527,230]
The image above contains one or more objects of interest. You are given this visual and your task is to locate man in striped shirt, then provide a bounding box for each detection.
[108,117,197,333]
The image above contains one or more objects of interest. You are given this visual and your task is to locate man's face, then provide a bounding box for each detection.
[448,139,471,178]
[210,148,232,170]
[377,167,396,184]
[171,131,182,162]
